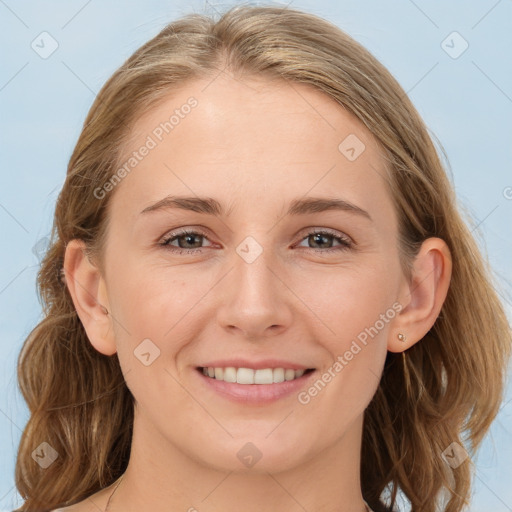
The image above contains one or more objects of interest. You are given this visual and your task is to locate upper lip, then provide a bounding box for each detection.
[197,359,314,370]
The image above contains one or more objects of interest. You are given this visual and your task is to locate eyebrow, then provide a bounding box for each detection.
[140,195,372,220]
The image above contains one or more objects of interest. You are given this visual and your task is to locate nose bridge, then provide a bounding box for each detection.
[216,235,292,336]
[235,240,277,300]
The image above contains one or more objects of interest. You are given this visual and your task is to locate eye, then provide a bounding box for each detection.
[158,227,353,255]
[295,229,353,253]
[159,229,213,254]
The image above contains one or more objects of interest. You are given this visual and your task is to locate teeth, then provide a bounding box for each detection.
[254,368,273,384]
[237,367,254,384]
[284,368,296,381]
[202,367,309,384]
[223,367,237,383]
[273,368,284,383]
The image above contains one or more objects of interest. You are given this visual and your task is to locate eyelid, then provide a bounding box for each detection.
[159,226,212,246]
[157,226,357,257]
[295,226,353,244]
[159,226,353,247]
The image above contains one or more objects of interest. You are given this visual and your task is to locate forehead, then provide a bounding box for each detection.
[109,73,394,225]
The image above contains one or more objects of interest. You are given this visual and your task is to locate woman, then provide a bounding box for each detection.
[14,5,511,512]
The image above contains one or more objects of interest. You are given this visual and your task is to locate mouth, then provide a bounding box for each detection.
[195,366,317,404]
[197,366,315,384]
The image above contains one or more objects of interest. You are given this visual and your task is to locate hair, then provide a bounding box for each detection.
[14,4,511,512]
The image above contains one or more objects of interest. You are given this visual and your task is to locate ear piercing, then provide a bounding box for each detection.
[100,305,109,315]
[397,333,406,343]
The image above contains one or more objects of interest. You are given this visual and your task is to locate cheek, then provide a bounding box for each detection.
[297,263,399,352]
[106,256,201,356]
[105,261,199,410]
[296,261,399,414]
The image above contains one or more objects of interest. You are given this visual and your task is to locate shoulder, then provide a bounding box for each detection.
[49,478,118,511]
[50,490,110,512]
[50,504,93,512]
[50,503,100,512]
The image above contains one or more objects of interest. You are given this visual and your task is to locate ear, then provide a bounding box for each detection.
[63,239,117,356]
[388,237,452,353]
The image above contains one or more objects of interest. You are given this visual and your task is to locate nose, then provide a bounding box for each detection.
[215,244,293,341]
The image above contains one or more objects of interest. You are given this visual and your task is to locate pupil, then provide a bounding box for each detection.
[178,233,335,249]
[312,233,330,248]
[183,234,200,248]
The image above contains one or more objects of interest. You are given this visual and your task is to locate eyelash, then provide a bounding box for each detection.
[159,228,353,255]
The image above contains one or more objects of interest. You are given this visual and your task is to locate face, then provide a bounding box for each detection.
[98,73,406,474]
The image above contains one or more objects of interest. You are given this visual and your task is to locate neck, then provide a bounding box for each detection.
[108,409,368,512]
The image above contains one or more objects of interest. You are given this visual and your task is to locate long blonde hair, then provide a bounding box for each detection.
[15,5,511,511]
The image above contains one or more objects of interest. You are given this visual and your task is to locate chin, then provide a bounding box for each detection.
[189,433,313,474]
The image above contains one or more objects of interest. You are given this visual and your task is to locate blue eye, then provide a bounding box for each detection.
[159,228,353,255]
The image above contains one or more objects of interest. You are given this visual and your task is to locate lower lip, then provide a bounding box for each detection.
[196,368,316,405]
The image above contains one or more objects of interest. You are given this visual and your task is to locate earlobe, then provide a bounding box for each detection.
[388,237,452,353]
[63,239,117,356]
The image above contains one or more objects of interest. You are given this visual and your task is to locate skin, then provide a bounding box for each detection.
[61,72,451,512]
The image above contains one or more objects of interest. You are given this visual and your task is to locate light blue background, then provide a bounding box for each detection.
[1,1,511,510]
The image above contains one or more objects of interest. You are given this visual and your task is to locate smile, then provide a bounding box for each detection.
[200,366,315,384]
[196,366,317,404]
